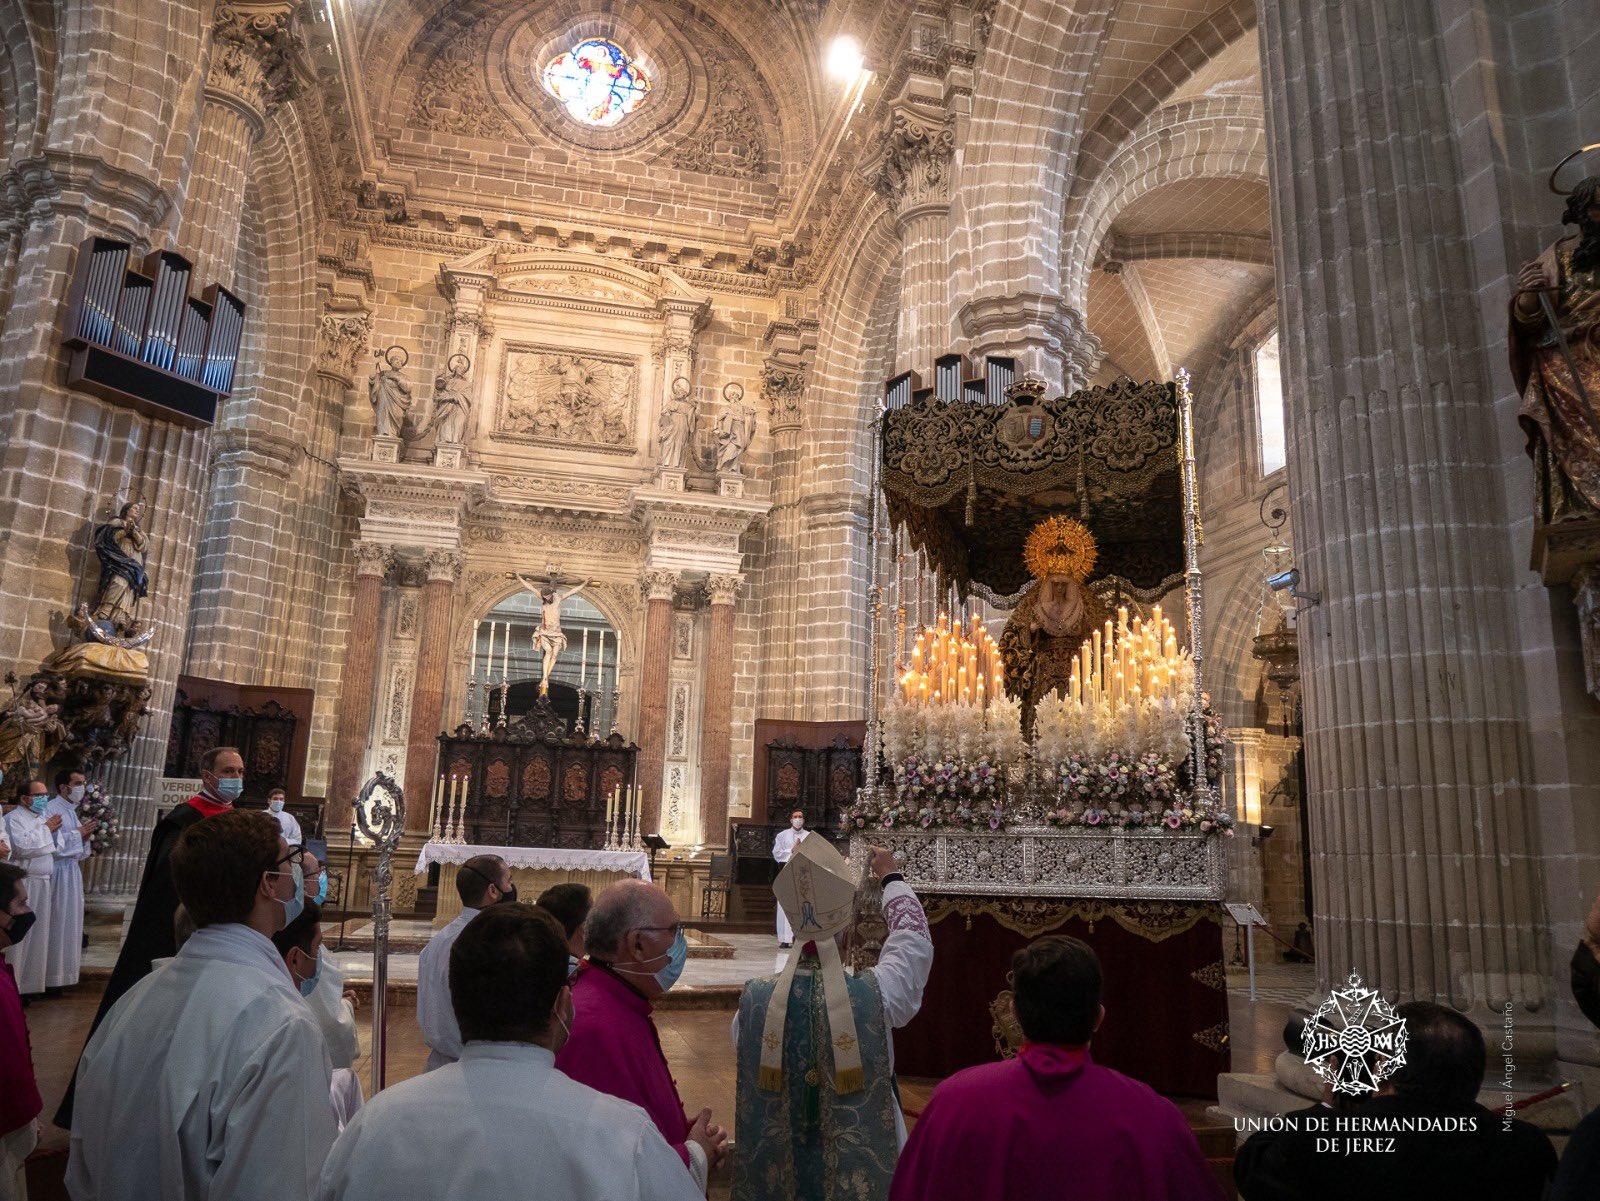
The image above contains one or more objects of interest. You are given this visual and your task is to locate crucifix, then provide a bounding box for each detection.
[510,564,591,696]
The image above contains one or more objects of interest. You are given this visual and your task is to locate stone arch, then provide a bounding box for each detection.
[1063,94,1268,311]
[1203,561,1269,731]
[445,570,642,736]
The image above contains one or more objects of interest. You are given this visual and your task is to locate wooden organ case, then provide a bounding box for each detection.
[437,706,639,849]
[62,237,246,427]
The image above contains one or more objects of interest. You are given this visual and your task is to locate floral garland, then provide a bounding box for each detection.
[848,755,1006,832]
[81,781,120,855]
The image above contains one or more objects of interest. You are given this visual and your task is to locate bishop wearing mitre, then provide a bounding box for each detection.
[731,835,933,1201]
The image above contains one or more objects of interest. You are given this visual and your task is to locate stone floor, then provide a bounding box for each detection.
[24,919,1305,1198]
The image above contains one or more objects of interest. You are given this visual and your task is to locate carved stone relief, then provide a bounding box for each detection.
[384,662,414,744]
[497,345,638,452]
[668,680,691,758]
[409,19,512,138]
[669,55,769,180]
[673,614,694,661]
[394,593,420,640]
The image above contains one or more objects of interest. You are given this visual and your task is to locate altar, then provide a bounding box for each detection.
[416,840,652,926]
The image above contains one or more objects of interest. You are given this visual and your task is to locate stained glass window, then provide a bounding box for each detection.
[541,38,651,128]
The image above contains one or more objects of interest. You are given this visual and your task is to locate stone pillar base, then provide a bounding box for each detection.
[433,444,464,470]
[656,468,686,492]
[371,436,401,463]
[717,474,745,497]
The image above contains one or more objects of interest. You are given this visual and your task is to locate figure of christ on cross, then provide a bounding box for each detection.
[512,567,591,695]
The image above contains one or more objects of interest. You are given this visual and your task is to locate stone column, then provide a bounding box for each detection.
[636,570,679,835]
[401,550,460,833]
[325,541,391,831]
[1260,2,1546,1027]
[180,1,302,287]
[696,574,741,847]
[755,328,812,721]
[872,106,955,371]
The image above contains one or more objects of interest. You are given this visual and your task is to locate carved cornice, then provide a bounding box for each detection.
[338,456,490,555]
[210,426,302,477]
[632,484,771,578]
[957,291,1103,386]
[207,2,306,126]
[4,151,176,238]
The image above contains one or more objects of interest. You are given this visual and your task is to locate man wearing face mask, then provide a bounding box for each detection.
[557,879,727,1193]
[273,901,365,1131]
[3,780,60,998]
[44,768,96,993]
[56,744,247,1129]
[772,809,808,947]
[265,786,303,847]
[417,854,513,1071]
[0,862,43,1201]
[315,904,700,1201]
[67,809,337,1201]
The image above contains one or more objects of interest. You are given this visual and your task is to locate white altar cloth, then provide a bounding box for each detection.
[414,841,652,881]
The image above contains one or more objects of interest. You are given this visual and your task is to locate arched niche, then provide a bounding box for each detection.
[469,586,620,733]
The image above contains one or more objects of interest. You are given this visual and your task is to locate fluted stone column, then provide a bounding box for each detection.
[326,542,391,830]
[180,1,302,289]
[181,2,310,684]
[756,330,812,720]
[696,575,741,847]
[872,107,955,370]
[1260,2,1546,1032]
[402,550,460,832]
[636,570,678,835]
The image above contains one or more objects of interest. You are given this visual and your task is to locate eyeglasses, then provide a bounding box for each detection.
[274,849,302,869]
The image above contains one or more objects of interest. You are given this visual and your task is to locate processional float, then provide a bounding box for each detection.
[849,354,1230,900]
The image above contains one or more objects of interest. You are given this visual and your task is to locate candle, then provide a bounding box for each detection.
[430,773,443,835]
[500,621,510,683]
[580,628,590,686]
[483,620,495,683]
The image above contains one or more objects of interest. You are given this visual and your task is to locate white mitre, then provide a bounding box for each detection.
[759,834,866,1094]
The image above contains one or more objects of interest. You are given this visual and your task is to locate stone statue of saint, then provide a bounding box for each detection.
[90,501,149,635]
[368,345,414,439]
[714,382,755,474]
[657,376,695,470]
[515,570,592,696]
[427,353,474,446]
[1512,167,1600,523]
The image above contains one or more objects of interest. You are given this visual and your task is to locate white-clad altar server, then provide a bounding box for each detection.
[67,810,337,1201]
[771,809,808,947]
[3,781,58,996]
[266,786,302,847]
[417,853,512,1070]
[316,903,701,1201]
[45,768,96,990]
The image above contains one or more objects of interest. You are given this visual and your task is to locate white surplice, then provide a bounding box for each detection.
[732,878,934,1146]
[2,806,56,995]
[314,1042,703,1201]
[416,906,478,1071]
[66,923,338,1201]
[45,793,89,988]
[771,826,808,944]
[269,806,303,847]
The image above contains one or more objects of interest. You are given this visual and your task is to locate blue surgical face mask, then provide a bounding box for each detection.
[27,794,48,816]
[616,928,687,992]
[313,870,328,906]
[269,797,285,813]
[568,953,581,982]
[296,950,320,998]
[271,860,305,926]
[215,777,244,801]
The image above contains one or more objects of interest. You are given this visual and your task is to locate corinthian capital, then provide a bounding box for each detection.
[761,364,806,429]
[705,574,742,607]
[315,309,372,385]
[642,569,679,603]
[871,109,955,217]
[352,540,393,578]
[424,548,462,583]
[208,2,305,122]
